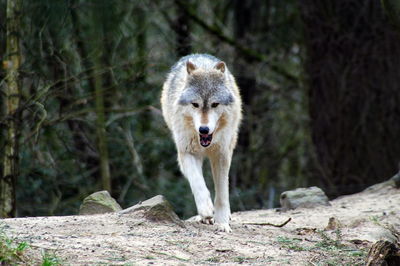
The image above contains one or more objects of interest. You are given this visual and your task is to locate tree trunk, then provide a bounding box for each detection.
[70,3,111,192]
[299,0,400,197]
[93,63,112,192]
[231,0,262,189]
[366,240,400,266]
[382,0,400,29]
[1,0,22,218]
[135,5,147,82]
[174,0,192,57]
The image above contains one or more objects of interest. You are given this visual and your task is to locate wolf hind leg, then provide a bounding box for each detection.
[210,150,232,232]
[178,152,214,224]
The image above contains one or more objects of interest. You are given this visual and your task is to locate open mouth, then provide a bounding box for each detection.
[199,133,213,147]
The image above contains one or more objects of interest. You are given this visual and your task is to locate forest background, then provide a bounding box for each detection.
[1,0,400,219]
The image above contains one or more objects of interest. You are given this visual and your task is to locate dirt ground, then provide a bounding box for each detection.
[1,182,399,265]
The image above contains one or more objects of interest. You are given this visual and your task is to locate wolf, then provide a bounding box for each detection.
[161,54,242,232]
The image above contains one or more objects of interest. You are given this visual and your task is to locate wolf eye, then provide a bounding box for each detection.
[211,102,219,108]
[191,103,199,108]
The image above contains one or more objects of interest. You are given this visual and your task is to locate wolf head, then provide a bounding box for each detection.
[178,60,234,147]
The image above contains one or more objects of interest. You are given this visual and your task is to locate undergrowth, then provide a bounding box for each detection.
[0,225,62,266]
[41,250,62,266]
[276,229,367,265]
[0,227,29,264]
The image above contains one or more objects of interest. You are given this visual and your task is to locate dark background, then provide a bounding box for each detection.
[1,0,399,218]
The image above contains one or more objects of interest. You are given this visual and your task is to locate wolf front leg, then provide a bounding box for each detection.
[210,150,232,232]
[178,152,214,224]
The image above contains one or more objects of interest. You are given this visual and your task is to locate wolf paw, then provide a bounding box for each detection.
[201,216,214,225]
[215,223,232,233]
[197,197,214,220]
[187,215,214,225]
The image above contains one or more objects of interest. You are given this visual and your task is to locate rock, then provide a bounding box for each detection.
[370,227,398,244]
[79,191,122,215]
[280,186,330,211]
[350,225,398,244]
[365,171,400,192]
[120,195,184,227]
[365,240,400,266]
[394,173,400,188]
[325,217,342,230]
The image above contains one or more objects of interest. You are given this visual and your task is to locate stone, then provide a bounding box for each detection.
[351,226,398,244]
[325,217,342,230]
[394,173,400,188]
[120,195,184,227]
[370,227,398,244]
[365,171,400,192]
[280,186,330,211]
[79,190,122,215]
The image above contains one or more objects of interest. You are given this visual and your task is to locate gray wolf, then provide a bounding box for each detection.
[161,54,242,232]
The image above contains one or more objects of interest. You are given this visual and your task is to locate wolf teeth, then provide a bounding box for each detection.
[200,134,213,147]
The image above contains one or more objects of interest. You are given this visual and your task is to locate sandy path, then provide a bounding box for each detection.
[1,185,399,265]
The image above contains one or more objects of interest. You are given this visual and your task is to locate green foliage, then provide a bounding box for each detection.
[0,225,63,265]
[2,0,312,218]
[41,250,62,266]
[315,229,343,250]
[382,0,400,28]
[276,236,310,251]
[275,231,366,265]
[1,0,397,220]
[0,227,29,264]
[206,256,220,263]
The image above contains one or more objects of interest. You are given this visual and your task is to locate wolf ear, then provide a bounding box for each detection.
[186,61,196,75]
[215,61,225,73]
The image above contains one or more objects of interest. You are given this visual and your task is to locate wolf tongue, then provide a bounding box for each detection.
[200,134,212,147]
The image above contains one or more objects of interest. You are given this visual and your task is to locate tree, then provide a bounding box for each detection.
[1,0,22,218]
[169,0,308,210]
[300,0,400,197]
[382,0,400,29]
[173,0,192,57]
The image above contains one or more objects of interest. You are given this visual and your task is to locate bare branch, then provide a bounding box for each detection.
[243,217,292,227]
[174,0,298,82]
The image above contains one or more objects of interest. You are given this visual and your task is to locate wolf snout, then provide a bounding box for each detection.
[199,126,213,147]
[199,126,209,134]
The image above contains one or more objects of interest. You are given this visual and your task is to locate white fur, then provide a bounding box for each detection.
[191,106,219,134]
[161,56,242,232]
